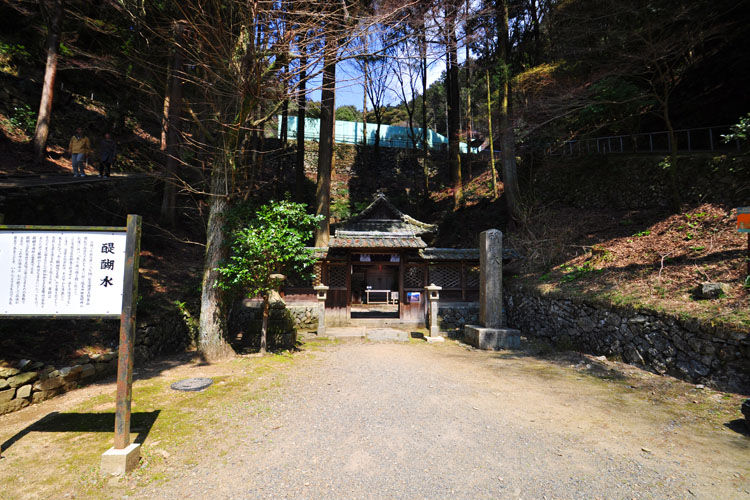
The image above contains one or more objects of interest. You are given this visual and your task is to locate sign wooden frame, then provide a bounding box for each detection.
[0,215,142,473]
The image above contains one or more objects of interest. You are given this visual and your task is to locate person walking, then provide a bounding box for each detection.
[98,132,116,178]
[68,127,91,177]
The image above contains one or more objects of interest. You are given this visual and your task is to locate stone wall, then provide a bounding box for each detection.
[0,309,191,416]
[287,304,319,331]
[263,139,456,222]
[134,306,193,364]
[230,297,298,350]
[505,287,750,393]
[437,302,480,331]
[0,354,119,415]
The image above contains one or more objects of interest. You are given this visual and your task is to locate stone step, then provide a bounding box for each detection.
[324,326,366,338]
[322,326,412,342]
[342,318,424,328]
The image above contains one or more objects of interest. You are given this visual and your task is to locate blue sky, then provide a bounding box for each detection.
[304,55,447,110]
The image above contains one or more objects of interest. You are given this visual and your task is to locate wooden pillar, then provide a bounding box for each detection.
[398,252,405,318]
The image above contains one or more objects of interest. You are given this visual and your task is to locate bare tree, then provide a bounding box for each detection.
[547,0,731,211]
[497,0,521,219]
[128,0,322,359]
[160,20,186,227]
[444,0,463,210]
[32,0,64,164]
[313,4,345,247]
[391,32,423,150]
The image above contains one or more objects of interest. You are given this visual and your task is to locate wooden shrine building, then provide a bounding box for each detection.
[283,194,481,326]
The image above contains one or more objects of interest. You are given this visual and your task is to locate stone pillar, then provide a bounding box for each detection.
[464,229,520,350]
[314,285,328,336]
[424,284,442,337]
[479,229,503,328]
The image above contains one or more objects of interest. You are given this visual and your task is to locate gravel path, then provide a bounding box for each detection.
[136,341,748,500]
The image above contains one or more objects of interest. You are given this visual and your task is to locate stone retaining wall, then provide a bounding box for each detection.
[0,353,118,415]
[437,302,480,331]
[287,304,318,331]
[505,287,750,393]
[0,309,191,416]
[230,298,298,350]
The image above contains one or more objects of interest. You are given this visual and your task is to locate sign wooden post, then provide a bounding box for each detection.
[738,207,750,276]
[102,214,142,474]
[0,215,142,475]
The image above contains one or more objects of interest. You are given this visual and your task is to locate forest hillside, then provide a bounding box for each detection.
[0,0,748,365]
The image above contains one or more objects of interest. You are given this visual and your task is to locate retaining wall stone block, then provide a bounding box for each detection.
[505,287,750,392]
[33,377,64,391]
[0,388,16,403]
[16,384,32,399]
[0,398,29,415]
[0,367,20,378]
[8,371,38,388]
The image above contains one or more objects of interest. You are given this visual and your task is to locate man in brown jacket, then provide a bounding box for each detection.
[68,127,91,177]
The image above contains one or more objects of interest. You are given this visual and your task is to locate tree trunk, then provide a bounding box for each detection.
[314,30,337,247]
[465,0,472,180]
[529,0,541,66]
[198,161,234,361]
[663,103,682,212]
[486,69,498,199]
[498,0,521,219]
[295,50,307,203]
[421,22,429,197]
[32,0,64,164]
[446,4,463,211]
[160,21,186,226]
[160,77,170,153]
[260,293,269,354]
[280,63,289,146]
[362,35,368,146]
[362,70,368,146]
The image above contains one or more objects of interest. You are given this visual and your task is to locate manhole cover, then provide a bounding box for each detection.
[170,377,213,392]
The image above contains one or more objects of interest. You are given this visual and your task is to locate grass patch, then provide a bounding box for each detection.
[0,346,316,500]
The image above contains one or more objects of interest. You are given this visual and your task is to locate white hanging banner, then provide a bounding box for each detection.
[0,231,127,316]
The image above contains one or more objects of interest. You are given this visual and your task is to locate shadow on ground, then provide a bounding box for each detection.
[723,419,750,437]
[0,409,160,455]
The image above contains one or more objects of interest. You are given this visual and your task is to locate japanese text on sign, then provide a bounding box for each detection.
[0,231,127,315]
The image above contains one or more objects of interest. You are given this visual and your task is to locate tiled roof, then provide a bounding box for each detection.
[336,221,427,237]
[419,248,479,260]
[336,193,437,237]
[329,236,427,248]
[309,245,522,259]
[418,248,522,261]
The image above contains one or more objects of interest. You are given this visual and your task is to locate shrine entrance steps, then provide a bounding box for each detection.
[323,326,412,342]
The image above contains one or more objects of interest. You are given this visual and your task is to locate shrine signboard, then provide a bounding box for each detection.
[0,230,127,316]
[0,216,142,475]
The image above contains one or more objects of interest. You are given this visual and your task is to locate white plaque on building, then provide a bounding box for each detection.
[0,231,127,316]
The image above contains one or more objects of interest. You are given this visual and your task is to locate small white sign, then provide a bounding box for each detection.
[0,231,127,316]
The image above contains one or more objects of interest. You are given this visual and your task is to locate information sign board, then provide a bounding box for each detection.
[0,230,127,316]
[0,217,142,474]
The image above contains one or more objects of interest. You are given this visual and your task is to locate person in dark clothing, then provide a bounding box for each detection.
[98,133,116,178]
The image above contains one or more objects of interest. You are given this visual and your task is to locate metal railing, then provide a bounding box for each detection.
[547,125,744,156]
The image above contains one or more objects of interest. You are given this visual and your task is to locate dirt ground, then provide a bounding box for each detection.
[0,337,748,500]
